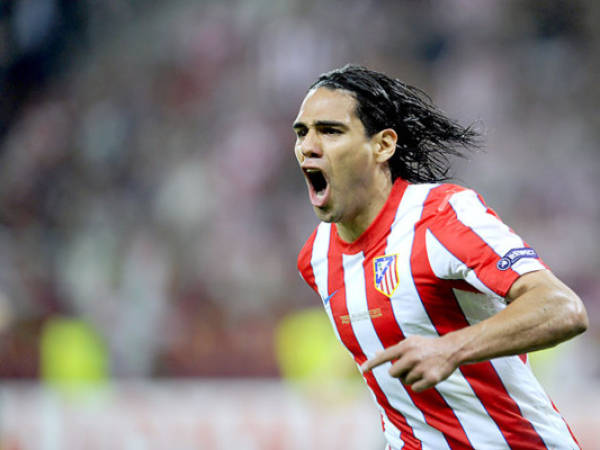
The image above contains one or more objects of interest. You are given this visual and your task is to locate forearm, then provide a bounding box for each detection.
[443,271,588,367]
[361,270,588,392]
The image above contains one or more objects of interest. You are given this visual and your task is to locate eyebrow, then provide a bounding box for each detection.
[292,120,350,130]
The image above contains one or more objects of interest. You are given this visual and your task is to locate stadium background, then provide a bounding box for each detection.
[1,0,598,448]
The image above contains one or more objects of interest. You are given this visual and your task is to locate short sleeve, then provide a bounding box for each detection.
[298,228,319,293]
[425,188,546,298]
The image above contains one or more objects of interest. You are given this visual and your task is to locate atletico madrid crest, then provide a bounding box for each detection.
[373,254,400,297]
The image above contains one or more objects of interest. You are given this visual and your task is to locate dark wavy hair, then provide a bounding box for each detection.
[309,64,480,183]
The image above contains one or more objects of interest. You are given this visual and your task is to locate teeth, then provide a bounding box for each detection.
[305,168,320,173]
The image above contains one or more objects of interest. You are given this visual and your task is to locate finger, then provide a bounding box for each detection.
[388,358,413,379]
[410,369,445,392]
[401,367,422,385]
[410,378,434,393]
[361,348,397,373]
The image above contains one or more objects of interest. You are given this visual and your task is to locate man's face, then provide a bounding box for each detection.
[293,87,380,224]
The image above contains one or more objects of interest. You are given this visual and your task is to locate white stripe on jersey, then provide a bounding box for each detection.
[311,223,331,300]
[305,184,577,449]
[489,357,579,449]
[387,184,442,337]
[342,252,449,450]
[450,287,579,449]
[311,224,407,448]
[450,288,505,327]
[425,229,505,301]
[311,223,343,344]
[448,190,545,275]
[387,184,509,449]
[427,224,578,449]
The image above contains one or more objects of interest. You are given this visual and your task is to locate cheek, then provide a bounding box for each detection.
[336,144,372,172]
[294,146,304,163]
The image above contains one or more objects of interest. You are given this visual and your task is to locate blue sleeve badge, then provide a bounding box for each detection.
[497,247,539,271]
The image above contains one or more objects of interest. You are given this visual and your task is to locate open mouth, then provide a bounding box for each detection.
[305,169,327,194]
[303,168,330,207]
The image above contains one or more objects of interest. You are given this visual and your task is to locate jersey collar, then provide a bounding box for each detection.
[332,178,409,254]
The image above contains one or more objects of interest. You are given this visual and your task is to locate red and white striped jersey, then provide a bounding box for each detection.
[297,179,579,450]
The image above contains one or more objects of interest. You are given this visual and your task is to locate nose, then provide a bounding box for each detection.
[299,129,322,159]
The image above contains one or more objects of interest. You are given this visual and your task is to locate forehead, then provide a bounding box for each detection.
[294,87,358,125]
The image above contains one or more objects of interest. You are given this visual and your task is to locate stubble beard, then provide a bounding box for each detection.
[313,205,338,223]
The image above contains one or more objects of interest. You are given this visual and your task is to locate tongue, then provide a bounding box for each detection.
[309,181,330,207]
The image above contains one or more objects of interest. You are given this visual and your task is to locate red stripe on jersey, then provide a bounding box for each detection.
[411,186,548,449]
[391,261,398,287]
[450,280,480,294]
[451,280,527,363]
[297,228,318,293]
[364,241,472,449]
[426,185,521,297]
[327,229,422,449]
[332,178,408,254]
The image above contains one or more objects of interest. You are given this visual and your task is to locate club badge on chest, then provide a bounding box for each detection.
[374,254,400,298]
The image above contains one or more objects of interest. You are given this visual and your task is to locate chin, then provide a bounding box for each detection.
[313,205,341,224]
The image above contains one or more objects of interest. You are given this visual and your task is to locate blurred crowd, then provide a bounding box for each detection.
[0,0,598,381]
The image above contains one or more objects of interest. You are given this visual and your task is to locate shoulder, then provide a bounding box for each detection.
[424,183,470,206]
[403,183,467,222]
[297,222,333,291]
[297,226,319,274]
[297,222,332,273]
[417,183,492,224]
[399,183,474,209]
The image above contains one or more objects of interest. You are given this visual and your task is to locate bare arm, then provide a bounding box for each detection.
[361,270,588,392]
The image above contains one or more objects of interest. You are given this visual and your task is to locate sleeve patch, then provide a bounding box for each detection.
[496,248,539,271]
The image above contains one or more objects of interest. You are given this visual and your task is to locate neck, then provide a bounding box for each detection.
[336,173,394,243]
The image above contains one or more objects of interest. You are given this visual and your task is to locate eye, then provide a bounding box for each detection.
[295,128,307,138]
[321,127,342,135]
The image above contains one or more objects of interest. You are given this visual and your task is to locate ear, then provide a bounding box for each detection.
[372,128,397,163]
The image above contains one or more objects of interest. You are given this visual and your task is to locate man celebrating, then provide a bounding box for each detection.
[294,65,588,449]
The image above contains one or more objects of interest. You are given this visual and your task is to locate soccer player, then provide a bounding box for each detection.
[294,65,588,449]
